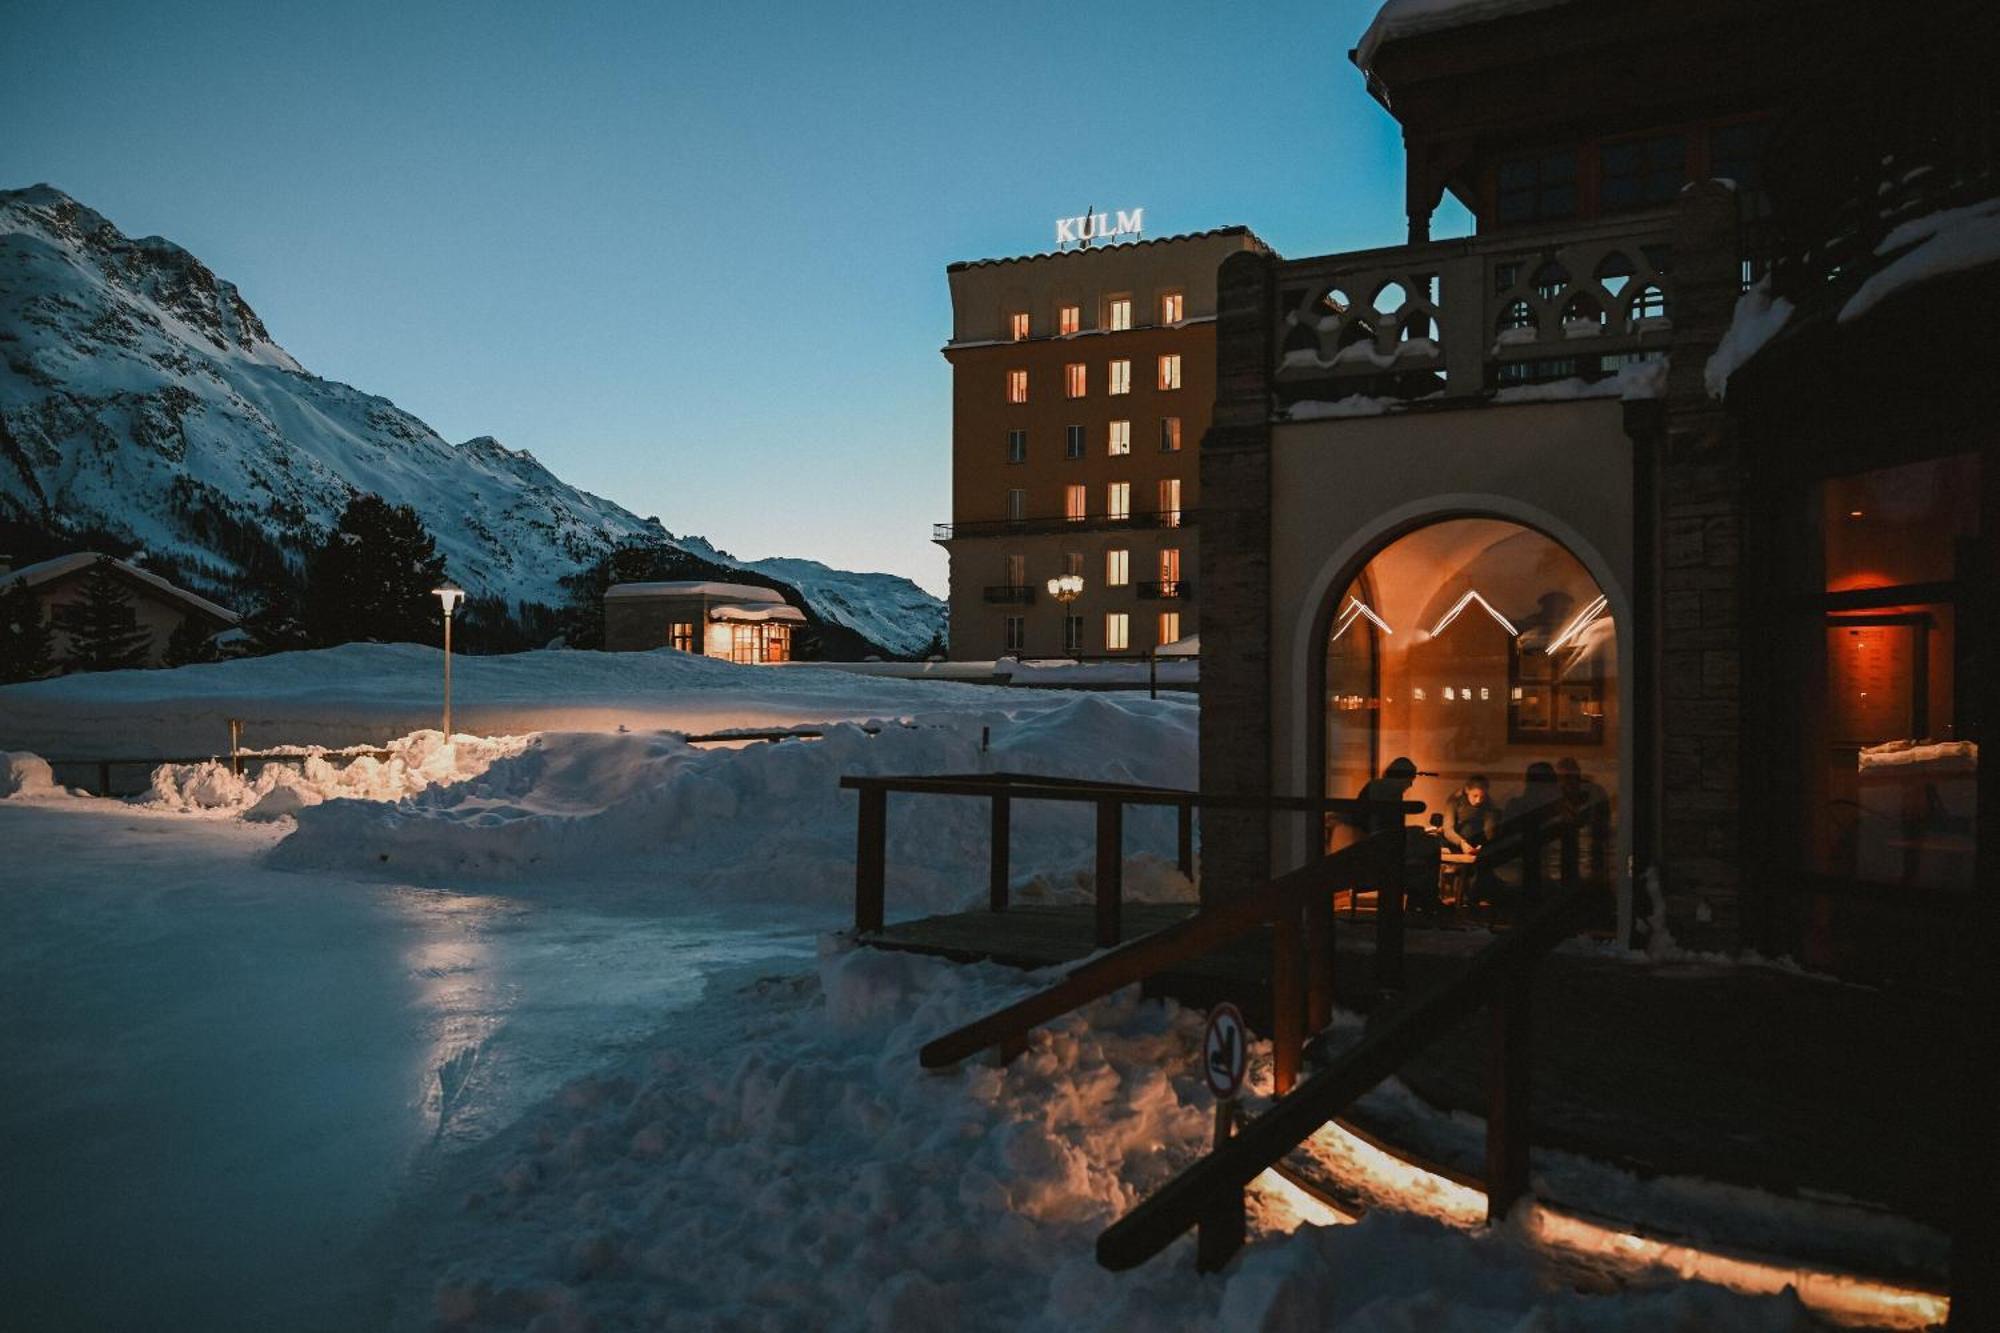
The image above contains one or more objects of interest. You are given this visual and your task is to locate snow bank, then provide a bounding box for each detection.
[0,643,1077,757]
[0,751,68,800]
[398,944,1810,1331]
[270,694,1199,915]
[1842,196,2000,325]
[145,731,533,819]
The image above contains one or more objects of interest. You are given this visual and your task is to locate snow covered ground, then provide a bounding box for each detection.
[0,648,1935,1329]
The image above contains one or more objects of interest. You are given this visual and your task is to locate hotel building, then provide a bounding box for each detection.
[938,228,1270,661]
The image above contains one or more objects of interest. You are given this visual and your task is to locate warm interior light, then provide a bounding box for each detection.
[1330,597,1393,644]
[1429,589,1518,638]
[1545,593,1609,656]
[1848,509,1866,518]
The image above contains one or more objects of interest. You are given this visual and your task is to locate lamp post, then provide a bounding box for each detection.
[433,582,464,736]
[1045,573,1085,661]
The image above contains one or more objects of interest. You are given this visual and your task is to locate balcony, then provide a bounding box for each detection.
[935,510,1199,542]
[1134,579,1194,601]
[1270,209,1679,415]
[982,584,1036,605]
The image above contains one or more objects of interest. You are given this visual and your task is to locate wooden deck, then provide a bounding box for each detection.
[867,902,1958,1279]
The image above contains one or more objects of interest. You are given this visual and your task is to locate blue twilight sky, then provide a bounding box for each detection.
[3,0,1468,596]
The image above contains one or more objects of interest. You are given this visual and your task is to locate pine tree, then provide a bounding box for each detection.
[162,615,220,667]
[53,560,155,672]
[302,495,450,646]
[0,579,54,682]
[243,572,312,654]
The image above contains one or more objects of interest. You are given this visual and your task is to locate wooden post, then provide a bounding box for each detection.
[989,793,1011,912]
[1176,802,1195,879]
[1195,1099,1245,1271]
[1271,911,1303,1095]
[855,785,887,934]
[1485,960,1534,1223]
[1375,825,1406,997]
[1305,890,1335,1036]
[1095,799,1123,948]
[228,718,243,777]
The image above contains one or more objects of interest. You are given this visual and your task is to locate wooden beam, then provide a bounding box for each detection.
[1485,961,1535,1223]
[989,794,1011,913]
[1271,912,1303,1095]
[1177,802,1195,878]
[1095,799,1123,948]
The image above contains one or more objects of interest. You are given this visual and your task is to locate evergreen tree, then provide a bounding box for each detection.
[162,615,220,667]
[243,571,313,655]
[53,560,154,672]
[302,495,450,646]
[0,579,54,682]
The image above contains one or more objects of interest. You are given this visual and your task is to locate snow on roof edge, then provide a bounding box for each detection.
[1,552,240,623]
[947,225,1274,274]
[604,580,788,603]
[1355,0,1586,73]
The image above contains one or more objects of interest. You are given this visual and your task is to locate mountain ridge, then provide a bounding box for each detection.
[0,184,943,656]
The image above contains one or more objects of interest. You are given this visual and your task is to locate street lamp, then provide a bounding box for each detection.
[433,582,464,736]
[1045,573,1085,660]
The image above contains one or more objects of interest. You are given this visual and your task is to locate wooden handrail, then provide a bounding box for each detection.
[1095,882,1596,1272]
[918,832,1403,1069]
[839,771,1421,818]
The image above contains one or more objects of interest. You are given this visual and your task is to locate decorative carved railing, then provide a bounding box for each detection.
[1272,210,1678,414]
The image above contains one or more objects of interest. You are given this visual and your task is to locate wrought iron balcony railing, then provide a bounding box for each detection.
[935,510,1198,542]
[1134,579,1194,601]
[982,584,1036,605]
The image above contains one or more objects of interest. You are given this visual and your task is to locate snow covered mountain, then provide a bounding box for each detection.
[0,185,943,655]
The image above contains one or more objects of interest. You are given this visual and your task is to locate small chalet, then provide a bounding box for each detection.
[602,580,804,663]
[1,552,240,670]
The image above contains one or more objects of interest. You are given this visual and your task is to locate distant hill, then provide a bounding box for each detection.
[0,185,944,656]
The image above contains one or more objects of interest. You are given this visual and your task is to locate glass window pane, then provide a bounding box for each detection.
[1820,454,1979,591]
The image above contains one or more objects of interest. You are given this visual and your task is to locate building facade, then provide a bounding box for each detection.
[1,552,239,670]
[1198,0,1995,982]
[938,228,1269,661]
[603,580,802,663]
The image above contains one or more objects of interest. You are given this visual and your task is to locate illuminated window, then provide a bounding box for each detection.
[1064,484,1087,522]
[1004,616,1026,652]
[1107,420,1130,456]
[1158,354,1182,390]
[1058,304,1081,336]
[1105,612,1130,651]
[1006,428,1027,464]
[1006,369,1027,403]
[1158,611,1181,645]
[1065,424,1085,459]
[1108,296,1133,331]
[1108,359,1131,395]
[1161,292,1184,324]
[1065,362,1087,398]
[669,622,694,652]
[1106,481,1131,520]
[1009,311,1030,341]
[1160,417,1182,452]
[1106,549,1129,586]
[1006,488,1027,521]
[1158,548,1180,585]
[1157,478,1182,527]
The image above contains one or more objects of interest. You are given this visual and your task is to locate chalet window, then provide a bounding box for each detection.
[1707,120,1771,196]
[1599,133,1688,211]
[1009,311,1030,341]
[1496,149,1577,224]
[1158,478,1182,527]
[1006,369,1028,403]
[1006,428,1027,464]
[1065,424,1085,459]
[1065,362,1087,398]
[1106,548,1129,586]
[1797,454,1980,892]
[1107,420,1130,456]
[1161,292,1184,324]
[1158,611,1181,645]
[1158,548,1180,584]
[1058,304,1081,335]
[1105,612,1130,652]
[669,622,694,652]
[1106,482,1131,521]
[1064,484,1087,522]
[1158,354,1182,390]
[1108,296,1133,331]
[1108,359,1132,395]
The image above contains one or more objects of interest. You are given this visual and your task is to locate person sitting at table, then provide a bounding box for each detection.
[1443,774,1500,853]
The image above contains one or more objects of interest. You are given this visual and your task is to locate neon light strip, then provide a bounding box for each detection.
[1330,597,1394,645]
[1545,594,1609,656]
[1429,590,1519,638]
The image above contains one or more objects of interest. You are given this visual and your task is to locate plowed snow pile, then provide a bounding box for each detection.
[394,943,1811,1332]
[270,695,1198,913]
[146,731,534,820]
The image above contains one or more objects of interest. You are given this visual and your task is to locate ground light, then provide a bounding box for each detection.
[432,582,464,735]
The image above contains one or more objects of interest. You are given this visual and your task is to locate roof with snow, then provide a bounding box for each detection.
[1,552,240,623]
[1355,0,1585,71]
[947,225,1273,273]
[708,603,807,625]
[603,580,788,603]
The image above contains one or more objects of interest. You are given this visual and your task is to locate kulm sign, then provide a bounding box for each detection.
[1055,208,1144,249]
